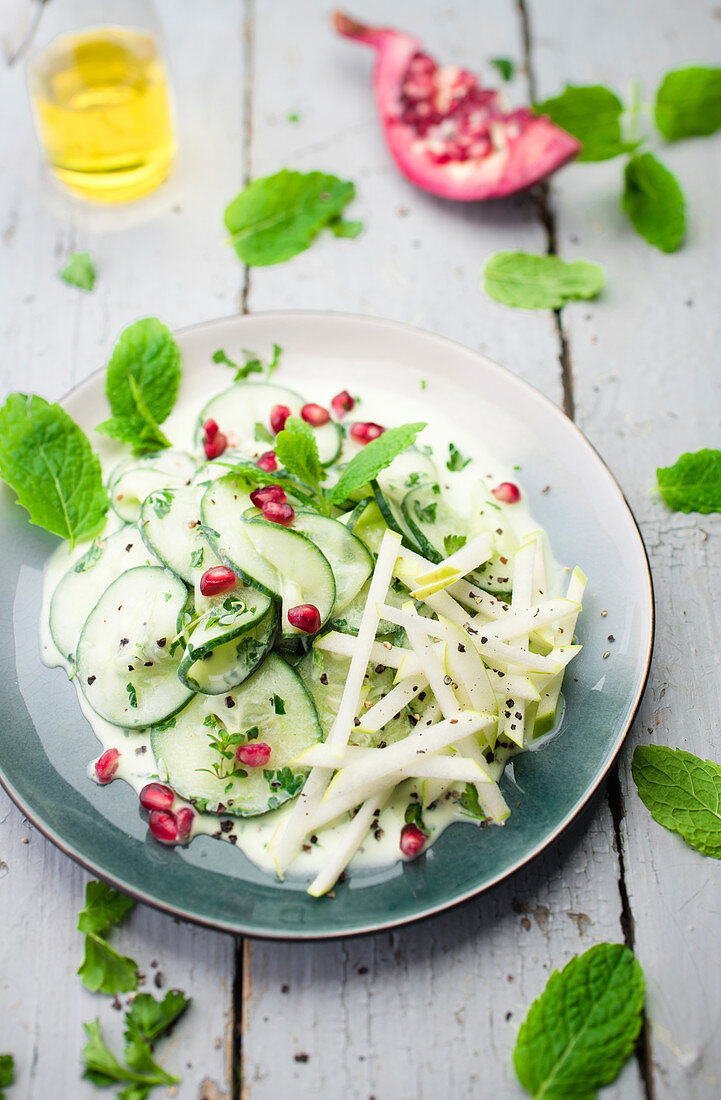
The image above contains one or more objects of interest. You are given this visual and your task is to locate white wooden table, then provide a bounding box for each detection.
[1,1,720,1097]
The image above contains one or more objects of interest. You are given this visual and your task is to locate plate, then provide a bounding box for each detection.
[0,312,654,939]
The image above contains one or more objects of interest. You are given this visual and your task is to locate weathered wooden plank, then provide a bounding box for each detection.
[527,1,721,1096]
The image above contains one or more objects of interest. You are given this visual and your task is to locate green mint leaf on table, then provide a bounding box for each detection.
[82,1019,177,1097]
[490,57,514,82]
[484,252,605,310]
[655,66,721,140]
[326,423,427,506]
[0,393,108,544]
[61,250,96,291]
[535,84,636,161]
[632,745,721,858]
[212,349,237,369]
[656,449,721,513]
[0,1054,14,1095]
[274,416,324,497]
[224,169,358,266]
[514,943,644,1099]
[78,933,138,994]
[622,152,685,253]
[96,318,181,456]
[447,442,471,471]
[78,880,136,936]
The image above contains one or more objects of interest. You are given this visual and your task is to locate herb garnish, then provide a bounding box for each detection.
[622,152,685,253]
[536,85,637,162]
[489,57,514,83]
[126,682,138,709]
[656,449,721,513]
[272,693,286,715]
[61,250,96,291]
[655,67,721,141]
[444,534,467,556]
[0,1054,15,1098]
[484,252,606,310]
[77,881,138,994]
[632,745,721,857]
[447,442,471,471]
[326,422,427,506]
[404,801,429,835]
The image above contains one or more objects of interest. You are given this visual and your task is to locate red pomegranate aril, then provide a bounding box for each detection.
[491,482,521,504]
[203,418,219,439]
[199,565,237,596]
[204,430,228,460]
[270,404,292,434]
[301,403,330,427]
[287,603,322,634]
[148,809,178,845]
[176,806,195,842]
[257,450,278,473]
[249,484,286,508]
[331,390,355,418]
[262,500,294,526]
[236,742,272,768]
[350,421,385,445]
[400,822,427,858]
[139,782,174,811]
[95,748,120,785]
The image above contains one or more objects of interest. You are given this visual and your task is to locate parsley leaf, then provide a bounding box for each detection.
[326,423,427,506]
[484,252,605,310]
[212,349,238,369]
[632,745,721,857]
[0,393,108,544]
[656,448,721,513]
[82,1019,177,1098]
[622,152,685,252]
[0,1054,14,1096]
[77,881,138,994]
[96,319,181,456]
[124,991,190,1046]
[225,169,358,266]
[535,84,636,161]
[447,442,471,472]
[444,533,467,556]
[514,943,645,1098]
[77,880,136,935]
[61,250,96,291]
[490,57,514,82]
[655,66,721,141]
[274,416,324,498]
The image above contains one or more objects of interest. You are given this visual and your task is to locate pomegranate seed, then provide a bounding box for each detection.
[270,404,291,434]
[203,418,219,440]
[204,430,228,460]
[400,822,427,858]
[491,482,521,504]
[139,782,174,811]
[257,450,278,473]
[331,390,355,418]
[236,742,272,768]
[301,403,330,427]
[250,484,286,508]
[95,748,120,785]
[148,809,178,844]
[287,603,322,634]
[262,500,294,525]
[350,421,385,445]
[199,565,236,596]
[176,806,195,842]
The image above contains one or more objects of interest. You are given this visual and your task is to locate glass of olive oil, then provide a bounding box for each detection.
[28,2,175,203]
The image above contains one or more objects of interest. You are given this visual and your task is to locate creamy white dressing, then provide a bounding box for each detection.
[40,375,564,887]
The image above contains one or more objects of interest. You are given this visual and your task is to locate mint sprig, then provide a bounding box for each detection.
[326,423,427,506]
[632,745,721,857]
[77,881,138,995]
[514,943,645,1098]
[484,252,605,310]
[656,448,721,513]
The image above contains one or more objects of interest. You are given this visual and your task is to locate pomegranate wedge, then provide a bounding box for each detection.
[333,11,580,201]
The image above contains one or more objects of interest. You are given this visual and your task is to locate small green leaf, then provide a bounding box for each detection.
[447,442,471,472]
[274,416,324,494]
[0,393,108,544]
[655,66,721,140]
[77,880,136,936]
[656,448,721,513]
[81,1019,177,1095]
[514,943,645,1099]
[326,422,427,506]
[484,252,605,310]
[212,349,237,368]
[254,421,275,445]
[78,933,138,994]
[535,84,635,161]
[0,1054,15,1094]
[273,693,286,715]
[632,745,721,857]
[61,251,96,291]
[622,152,685,253]
[124,991,190,1046]
[444,533,467,556]
[225,169,358,266]
[490,57,515,82]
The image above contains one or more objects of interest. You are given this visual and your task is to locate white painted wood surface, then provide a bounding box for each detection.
[0,0,718,1097]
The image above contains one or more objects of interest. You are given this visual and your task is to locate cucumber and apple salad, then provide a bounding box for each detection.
[47,375,585,897]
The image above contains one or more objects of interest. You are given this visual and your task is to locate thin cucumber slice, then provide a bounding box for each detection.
[49,529,160,663]
[401,481,470,564]
[371,481,422,553]
[178,591,277,694]
[151,653,321,816]
[291,509,373,613]
[344,499,390,555]
[108,451,198,522]
[141,484,219,584]
[76,566,194,728]
[196,382,342,466]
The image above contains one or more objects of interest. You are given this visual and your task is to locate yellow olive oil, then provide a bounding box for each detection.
[31,27,175,202]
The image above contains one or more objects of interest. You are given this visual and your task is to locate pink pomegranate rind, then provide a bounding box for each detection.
[333,11,580,201]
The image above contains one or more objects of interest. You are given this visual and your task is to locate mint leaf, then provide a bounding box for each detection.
[0,1054,14,1095]
[490,57,514,82]
[632,745,721,857]
[255,421,275,445]
[124,991,190,1047]
[77,880,136,936]
[0,393,108,544]
[535,85,635,161]
[274,416,324,494]
[225,169,358,266]
[447,442,471,471]
[78,932,138,994]
[326,423,427,506]
[514,943,644,1099]
[656,448,721,513]
[655,66,721,140]
[622,152,685,253]
[484,252,605,310]
[97,318,181,456]
[61,251,96,291]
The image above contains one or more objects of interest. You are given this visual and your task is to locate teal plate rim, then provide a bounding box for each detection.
[0,311,655,940]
